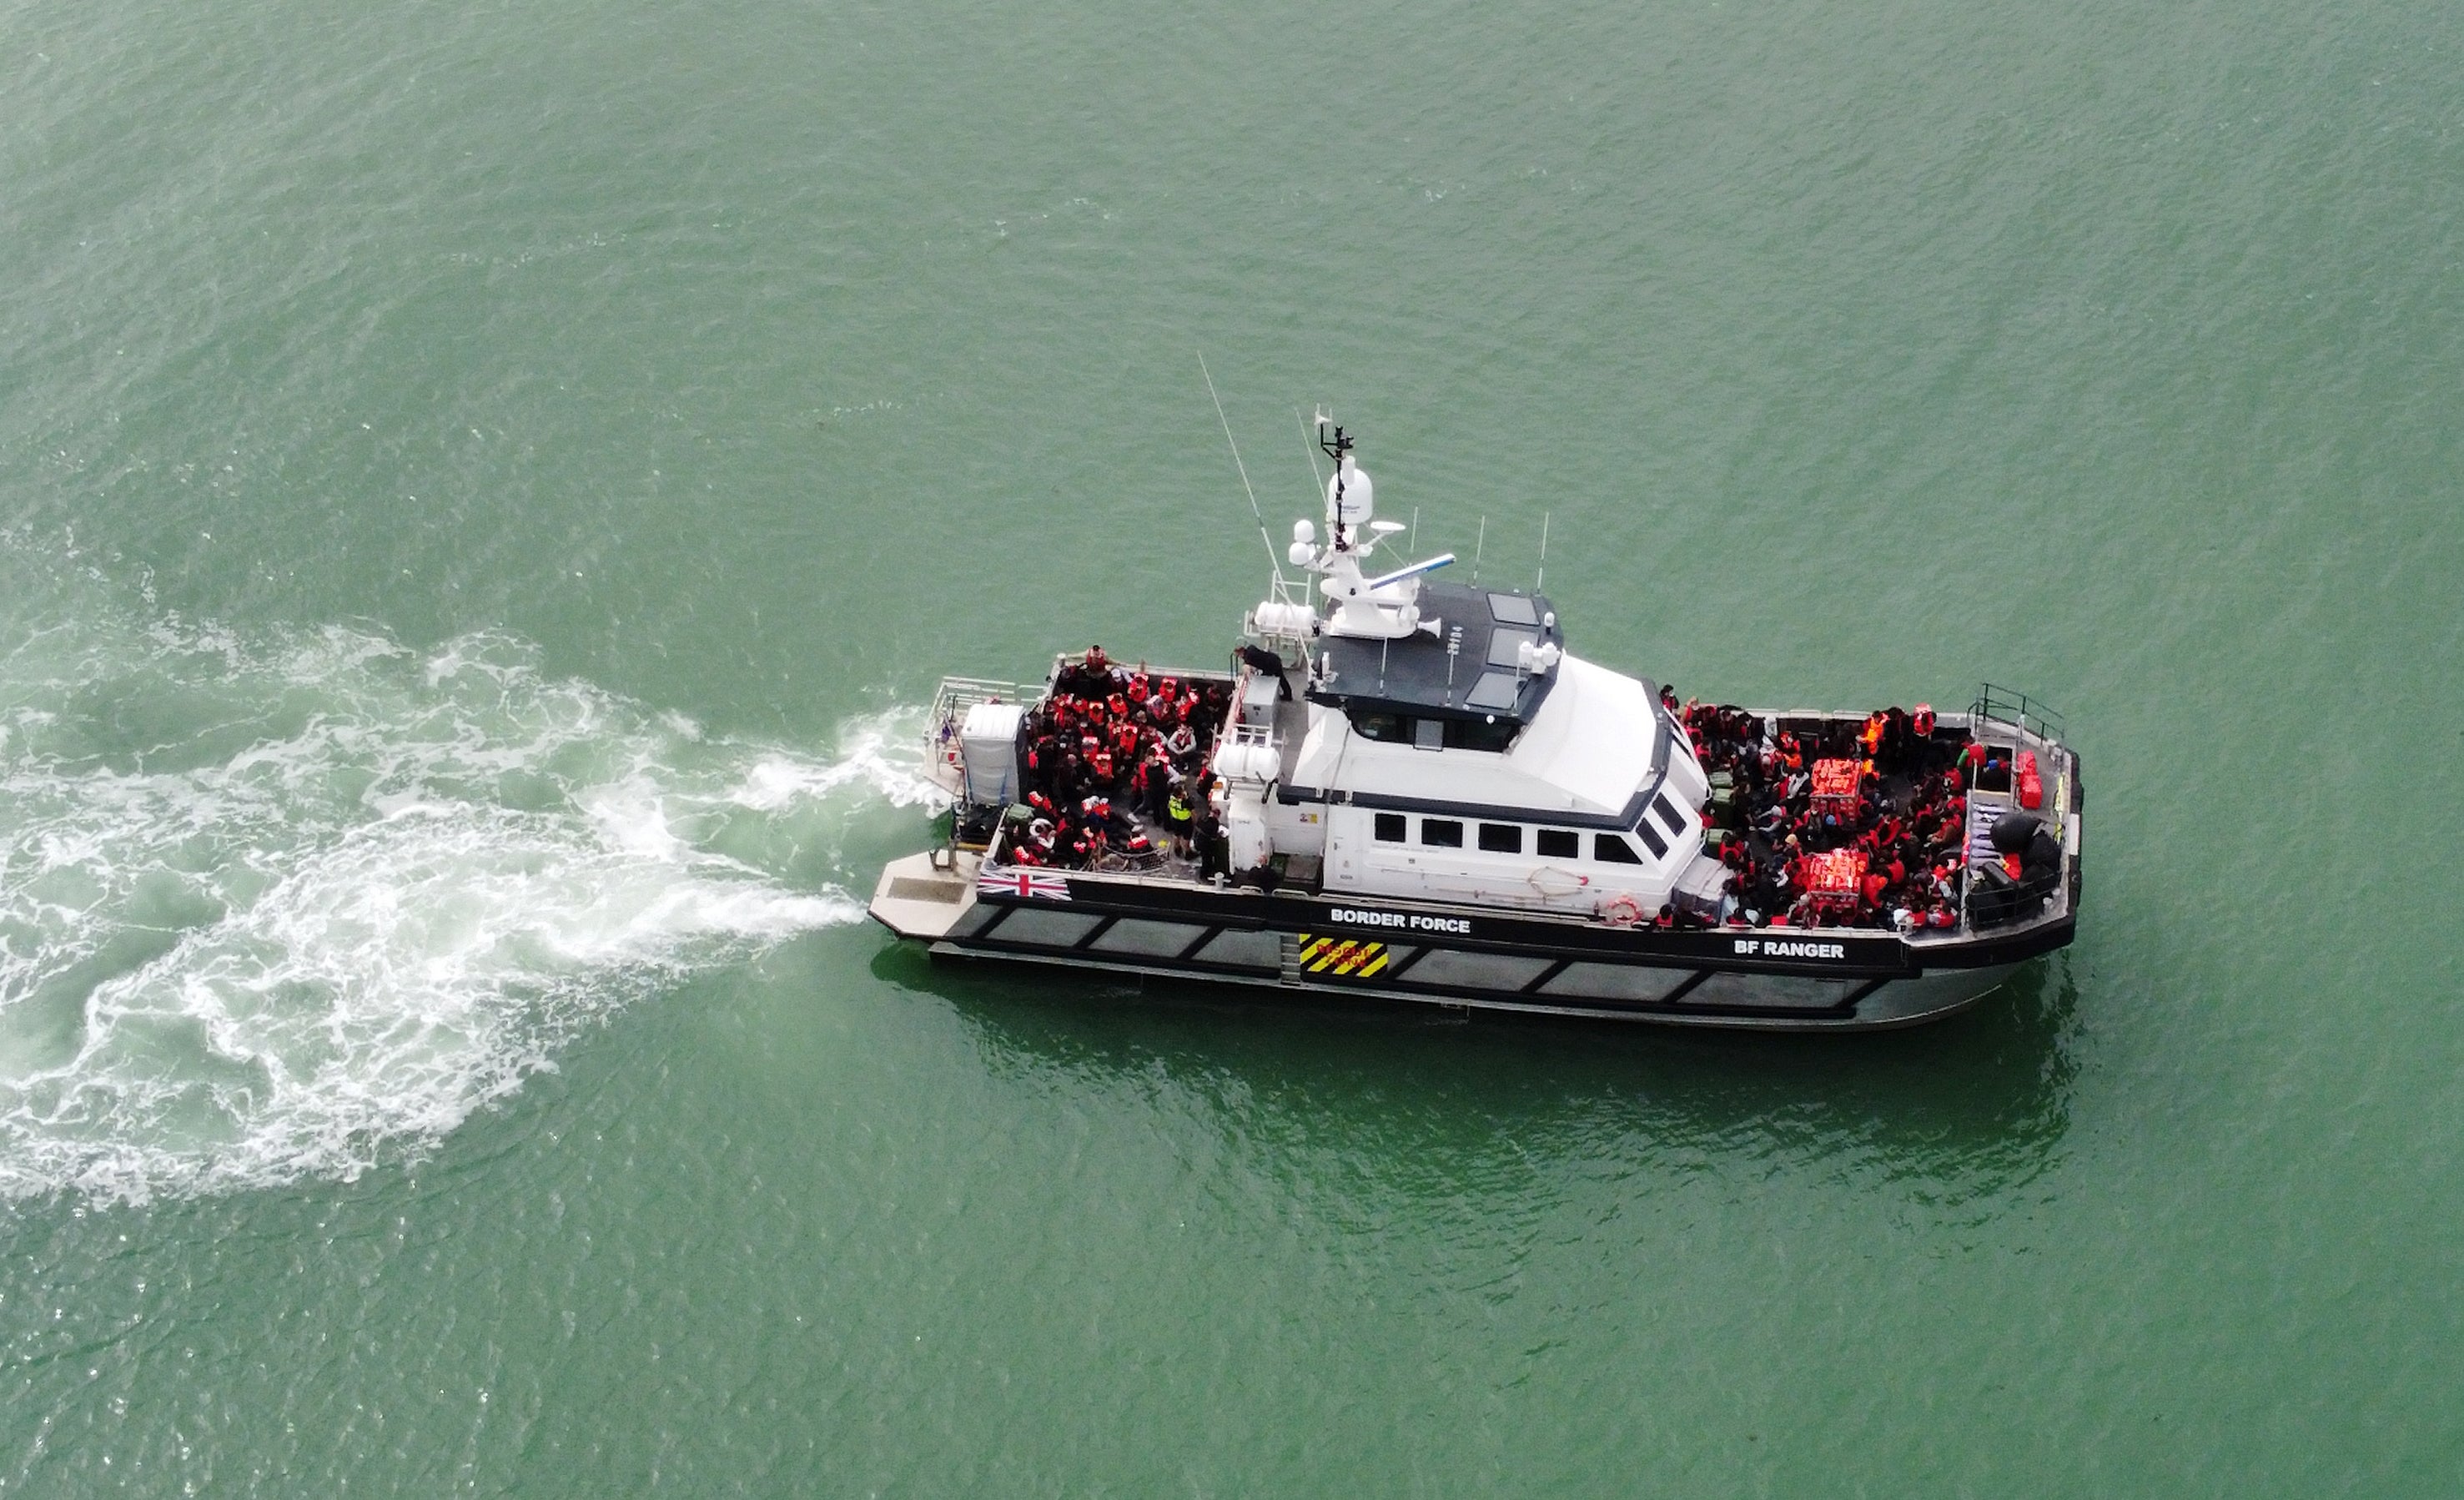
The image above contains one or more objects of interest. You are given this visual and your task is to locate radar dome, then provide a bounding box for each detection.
[1325,454,1374,527]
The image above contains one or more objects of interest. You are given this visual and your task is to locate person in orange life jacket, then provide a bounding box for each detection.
[1133,753,1163,823]
[1057,645,1114,699]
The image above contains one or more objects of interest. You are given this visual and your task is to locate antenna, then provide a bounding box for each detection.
[1409,506,1419,554]
[1360,553,1456,591]
[1471,516,1486,586]
[1297,407,1326,495]
[1199,352,1280,582]
[1536,511,1551,593]
[1315,415,1356,551]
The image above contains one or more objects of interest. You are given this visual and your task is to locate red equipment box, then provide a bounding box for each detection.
[1802,848,1867,909]
[1810,757,1861,813]
[2015,749,2044,810]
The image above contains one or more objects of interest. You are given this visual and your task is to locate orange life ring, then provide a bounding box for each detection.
[1600,893,1644,926]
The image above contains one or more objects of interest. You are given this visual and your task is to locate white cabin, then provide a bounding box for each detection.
[1218,427,1720,920]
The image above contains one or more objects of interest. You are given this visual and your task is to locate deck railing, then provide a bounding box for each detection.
[925,675,1029,799]
[1970,682,2064,747]
[1959,686,2071,939]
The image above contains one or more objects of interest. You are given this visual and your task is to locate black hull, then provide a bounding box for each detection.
[919,877,2063,1032]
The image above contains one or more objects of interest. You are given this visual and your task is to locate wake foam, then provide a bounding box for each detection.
[0,602,938,1205]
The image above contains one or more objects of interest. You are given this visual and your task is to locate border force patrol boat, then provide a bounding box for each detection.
[870,421,2081,1031]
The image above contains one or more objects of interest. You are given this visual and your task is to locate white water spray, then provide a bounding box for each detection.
[0,598,938,1205]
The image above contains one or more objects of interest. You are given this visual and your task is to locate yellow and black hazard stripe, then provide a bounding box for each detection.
[1297,933,1390,979]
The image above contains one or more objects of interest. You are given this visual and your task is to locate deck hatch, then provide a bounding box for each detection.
[1464,671,1521,712]
[1537,963,1694,1004]
[1089,919,1211,959]
[986,908,1104,949]
[1681,973,1853,1011]
[1189,929,1281,971]
[1485,628,1538,668]
[1398,949,1554,991]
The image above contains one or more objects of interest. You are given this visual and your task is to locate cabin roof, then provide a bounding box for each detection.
[1286,652,1667,825]
[1306,581,1564,724]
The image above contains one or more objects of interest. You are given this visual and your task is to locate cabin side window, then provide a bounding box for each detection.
[1477,823,1521,853]
[1536,829,1579,858]
[1649,793,1687,837]
[1345,710,1521,753]
[1632,819,1670,858]
[1422,819,1464,848]
[1372,813,1407,843]
[1442,717,1521,753]
[1594,833,1644,864]
[1349,710,1410,742]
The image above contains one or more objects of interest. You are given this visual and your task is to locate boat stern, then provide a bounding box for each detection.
[868,849,981,940]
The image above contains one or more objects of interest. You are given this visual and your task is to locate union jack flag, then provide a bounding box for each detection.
[976,864,1073,901]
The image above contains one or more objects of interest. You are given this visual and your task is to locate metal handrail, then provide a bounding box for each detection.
[925,675,1028,798]
[1971,682,2064,746]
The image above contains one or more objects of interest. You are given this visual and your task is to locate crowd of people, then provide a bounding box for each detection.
[1669,693,1979,933]
[998,646,1234,873]
[985,648,2029,926]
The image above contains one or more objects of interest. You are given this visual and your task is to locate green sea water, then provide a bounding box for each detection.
[3,0,2461,1490]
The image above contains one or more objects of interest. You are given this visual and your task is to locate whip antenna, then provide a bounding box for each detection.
[1536,511,1551,592]
[1199,352,1280,581]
